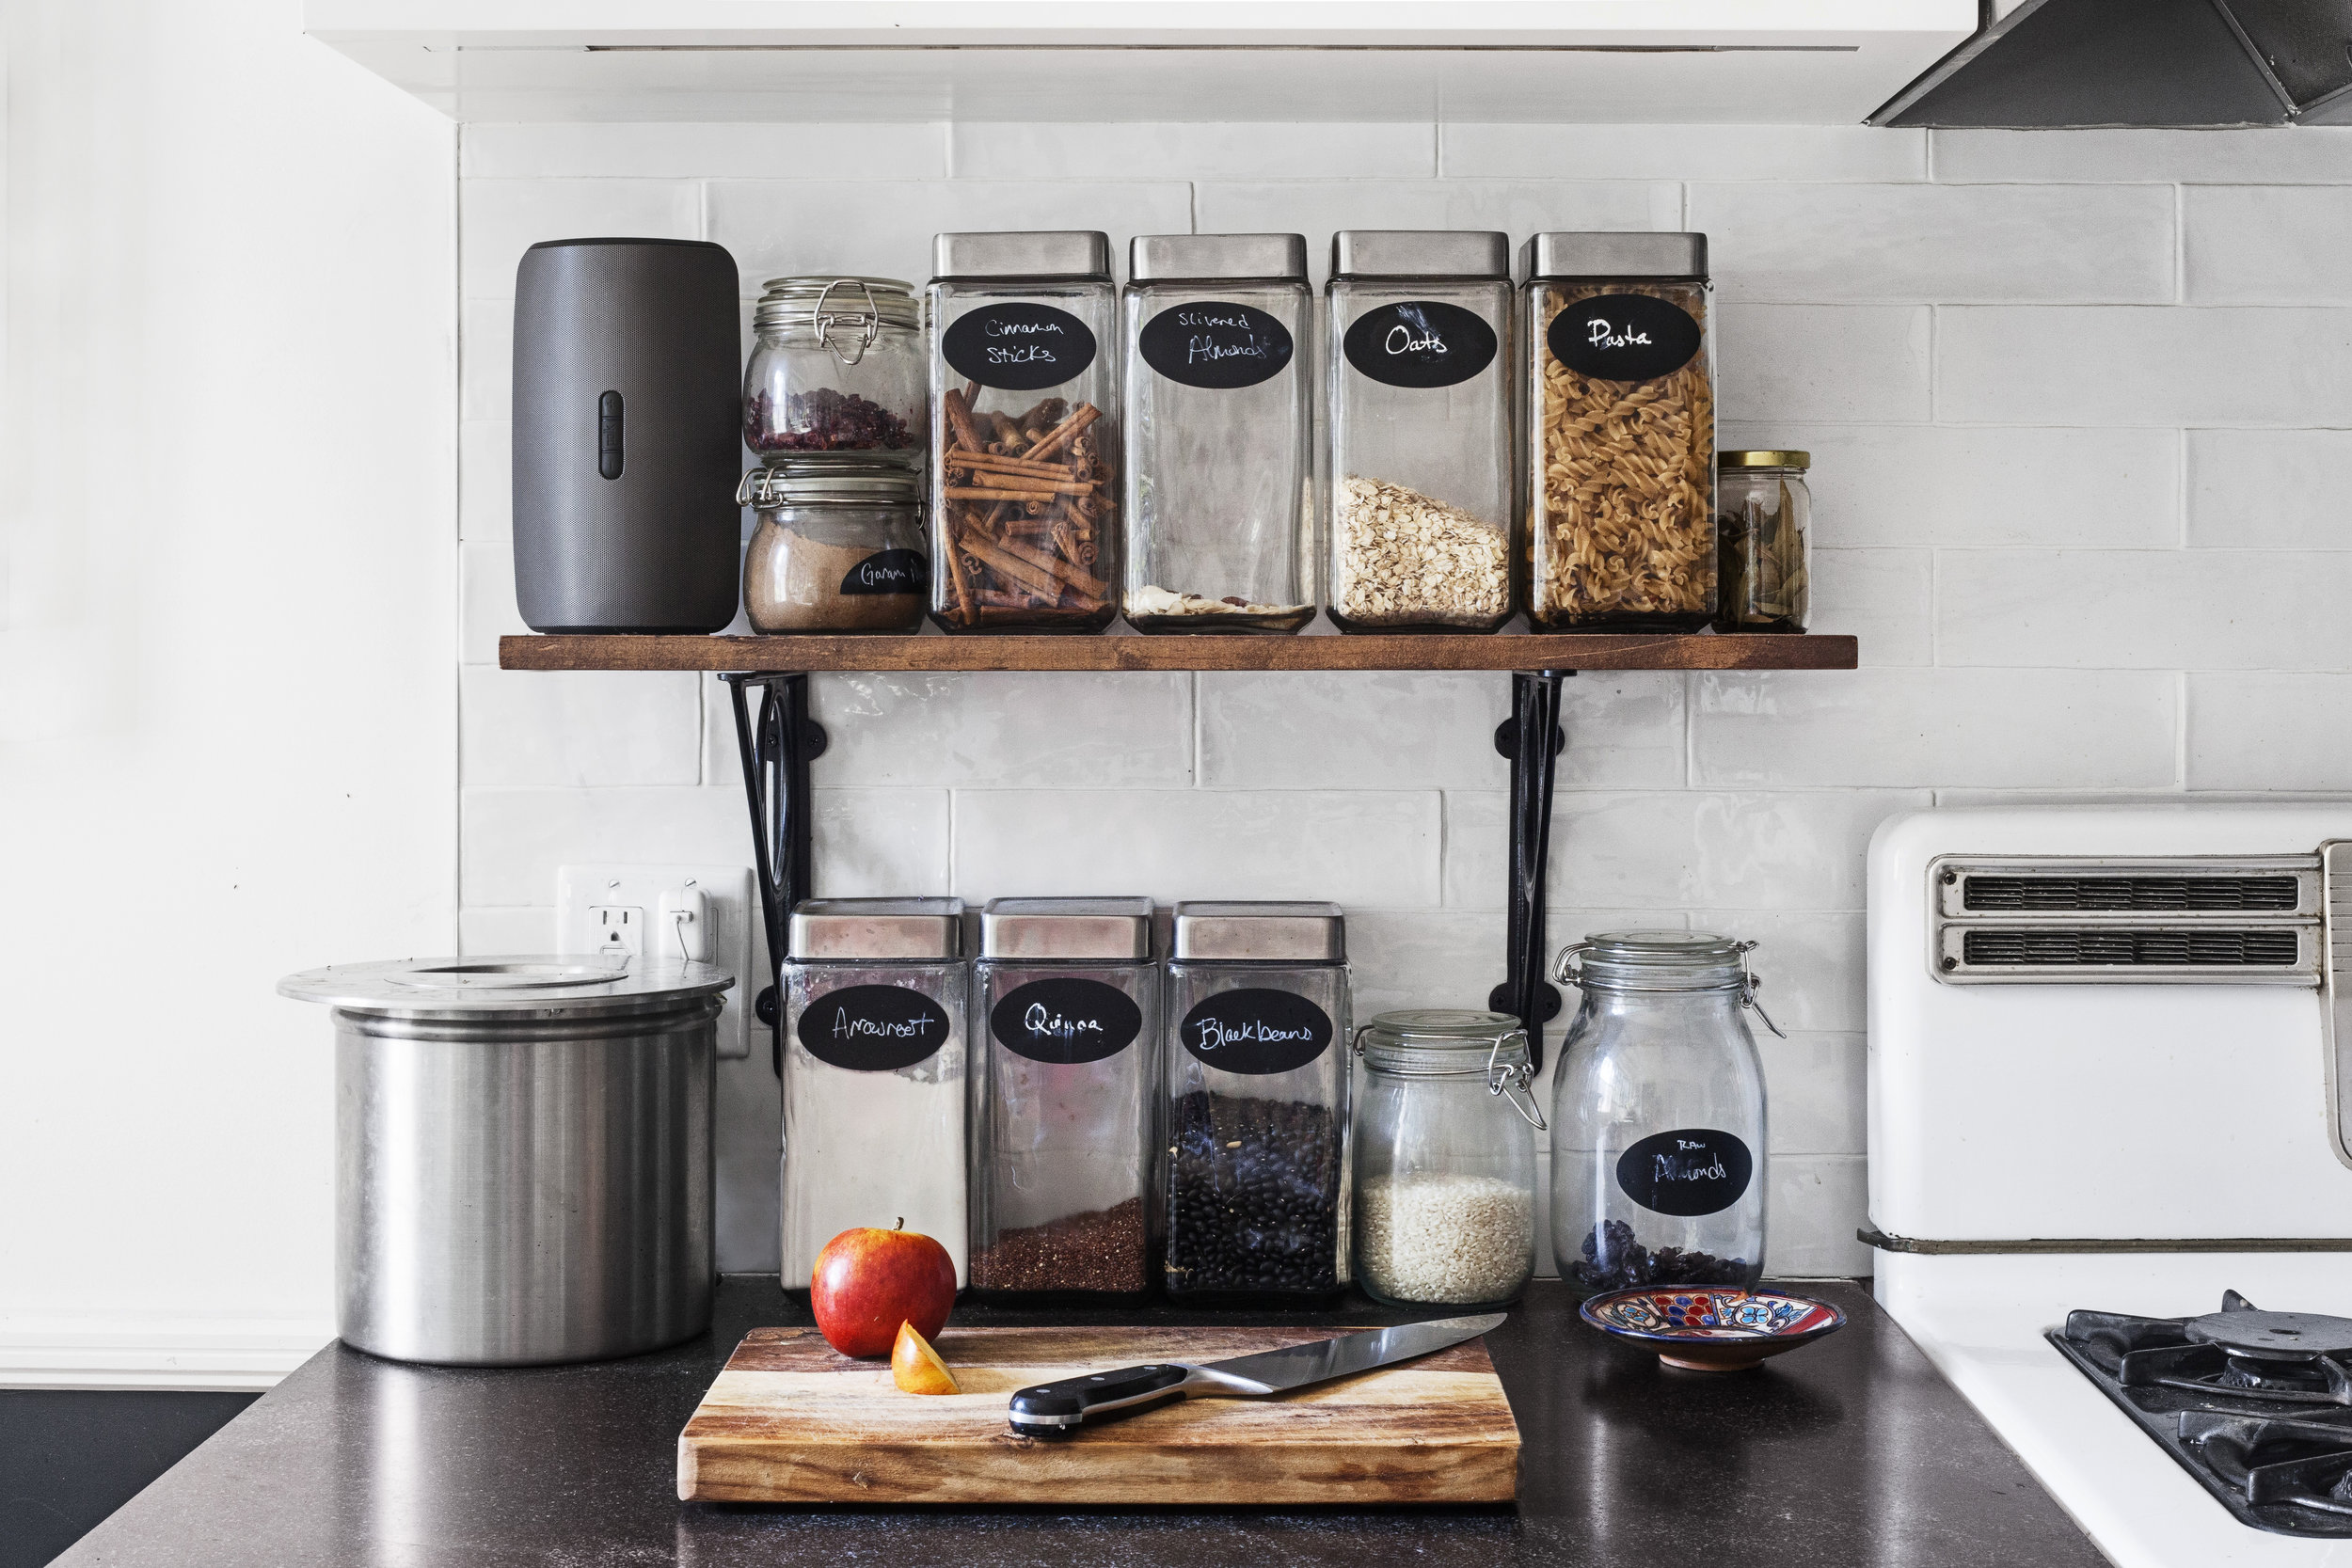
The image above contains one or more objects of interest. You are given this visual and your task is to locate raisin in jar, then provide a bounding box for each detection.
[969,897,1158,1301]
[1549,931,1780,1301]
[1523,233,1715,631]
[744,277,926,466]
[1161,901,1350,1301]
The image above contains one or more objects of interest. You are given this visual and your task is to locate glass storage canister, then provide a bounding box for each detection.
[744,277,926,465]
[1523,232,1717,632]
[1715,450,1812,634]
[1161,901,1350,1299]
[969,897,1158,1299]
[927,231,1120,634]
[739,461,926,633]
[780,897,969,1291]
[1122,234,1316,635]
[1325,231,1515,634]
[1351,1010,1541,1309]
[1548,931,1781,1300]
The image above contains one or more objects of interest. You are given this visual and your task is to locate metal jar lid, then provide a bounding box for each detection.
[1352,1009,1544,1127]
[277,957,734,1022]
[932,231,1112,281]
[980,896,1153,961]
[1330,230,1510,281]
[788,897,964,961]
[1129,233,1310,284]
[753,277,920,366]
[1721,450,1812,471]
[739,461,920,510]
[1552,930,1785,1037]
[1170,900,1344,962]
[1521,232,1708,282]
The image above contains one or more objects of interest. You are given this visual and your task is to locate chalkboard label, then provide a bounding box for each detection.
[990,977,1142,1066]
[941,302,1097,392]
[1342,300,1498,389]
[1547,293,1702,384]
[839,548,927,596]
[1137,302,1294,390]
[1614,1128,1754,1218]
[796,984,951,1072]
[1178,988,1332,1075]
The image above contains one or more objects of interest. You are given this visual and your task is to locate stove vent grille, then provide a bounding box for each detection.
[1931,855,2322,985]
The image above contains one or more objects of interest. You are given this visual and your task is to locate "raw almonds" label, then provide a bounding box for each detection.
[1613,1128,1754,1217]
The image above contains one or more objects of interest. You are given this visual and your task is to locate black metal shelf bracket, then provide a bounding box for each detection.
[1489,671,1574,1075]
[720,672,826,1077]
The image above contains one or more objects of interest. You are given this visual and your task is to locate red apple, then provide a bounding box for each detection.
[810,1219,956,1358]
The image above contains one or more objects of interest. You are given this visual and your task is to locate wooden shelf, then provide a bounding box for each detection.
[500,632,1857,674]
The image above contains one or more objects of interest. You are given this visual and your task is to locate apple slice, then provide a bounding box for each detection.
[891,1321,961,1395]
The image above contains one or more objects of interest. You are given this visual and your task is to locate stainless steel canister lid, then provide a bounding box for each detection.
[276,957,734,1021]
[1129,234,1310,284]
[1521,232,1708,281]
[1170,900,1345,962]
[980,896,1153,960]
[788,897,965,960]
[932,231,1113,281]
[1330,230,1510,281]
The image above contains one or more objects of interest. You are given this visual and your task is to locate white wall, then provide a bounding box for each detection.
[0,2,455,1386]
[454,119,2352,1291]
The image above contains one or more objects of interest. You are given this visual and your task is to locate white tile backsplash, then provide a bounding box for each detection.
[454,118,2352,1277]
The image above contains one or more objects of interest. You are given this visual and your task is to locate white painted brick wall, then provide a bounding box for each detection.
[454,120,2352,1281]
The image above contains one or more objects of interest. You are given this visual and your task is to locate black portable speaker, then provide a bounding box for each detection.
[513,237,741,633]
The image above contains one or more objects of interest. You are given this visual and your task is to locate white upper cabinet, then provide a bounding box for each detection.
[303,2,1976,123]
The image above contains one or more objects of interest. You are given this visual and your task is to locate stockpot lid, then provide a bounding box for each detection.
[1522,231,1708,281]
[1170,900,1344,962]
[980,896,1153,960]
[1129,233,1310,284]
[1330,230,1510,281]
[753,276,920,334]
[276,957,734,1022]
[932,231,1113,281]
[788,897,964,960]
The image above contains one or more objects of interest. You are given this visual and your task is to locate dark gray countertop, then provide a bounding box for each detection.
[58,1277,2101,1567]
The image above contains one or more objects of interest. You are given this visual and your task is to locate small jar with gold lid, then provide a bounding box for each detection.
[1715,450,1811,633]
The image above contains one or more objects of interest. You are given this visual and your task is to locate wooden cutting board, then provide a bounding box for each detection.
[676,1324,1520,1505]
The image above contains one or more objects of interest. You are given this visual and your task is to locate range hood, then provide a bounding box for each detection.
[1872,0,2352,127]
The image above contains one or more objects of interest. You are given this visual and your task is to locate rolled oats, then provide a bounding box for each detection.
[1330,476,1512,629]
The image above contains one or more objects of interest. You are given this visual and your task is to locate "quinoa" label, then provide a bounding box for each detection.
[1613,1128,1753,1217]
[990,976,1142,1066]
[797,984,951,1072]
[1178,987,1332,1075]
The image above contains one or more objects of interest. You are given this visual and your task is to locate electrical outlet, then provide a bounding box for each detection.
[590,905,645,958]
[558,865,761,1059]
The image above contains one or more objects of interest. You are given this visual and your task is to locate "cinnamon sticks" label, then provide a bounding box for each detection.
[941,302,1098,392]
[1137,301,1295,390]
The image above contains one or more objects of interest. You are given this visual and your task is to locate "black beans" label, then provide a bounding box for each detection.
[1137,301,1294,390]
[796,984,950,1072]
[940,302,1098,392]
[1178,988,1332,1075]
[1614,1128,1754,1217]
[1342,300,1498,389]
[838,548,926,596]
[990,977,1142,1066]
[1547,293,1702,384]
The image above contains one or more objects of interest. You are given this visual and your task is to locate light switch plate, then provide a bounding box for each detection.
[557,864,759,1059]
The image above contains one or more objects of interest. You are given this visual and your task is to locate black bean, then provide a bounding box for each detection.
[1162,1090,1340,1297]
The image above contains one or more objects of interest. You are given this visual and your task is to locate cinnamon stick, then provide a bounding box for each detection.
[943,388,985,458]
[1025,404,1101,464]
[960,537,1064,601]
[996,535,1108,601]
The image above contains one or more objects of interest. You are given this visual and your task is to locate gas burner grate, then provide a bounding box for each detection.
[2051,1291,2352,1538]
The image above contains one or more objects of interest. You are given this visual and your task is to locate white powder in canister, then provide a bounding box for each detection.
[1356,1173,1534,1306]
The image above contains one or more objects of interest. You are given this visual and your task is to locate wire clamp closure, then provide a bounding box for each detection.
[811,277,882,367]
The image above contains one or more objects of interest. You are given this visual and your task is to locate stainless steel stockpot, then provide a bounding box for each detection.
[278,957,733,1367]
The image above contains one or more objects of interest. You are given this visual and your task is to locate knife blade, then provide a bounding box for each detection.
[1007,1312,1505,1436]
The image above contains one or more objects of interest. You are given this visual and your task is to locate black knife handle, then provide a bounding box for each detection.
[1008,1363,1193,1436]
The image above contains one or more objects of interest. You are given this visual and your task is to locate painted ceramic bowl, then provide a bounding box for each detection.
[1579,1286,1847,1371]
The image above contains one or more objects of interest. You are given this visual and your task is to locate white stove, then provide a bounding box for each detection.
[1867,806,2352,1566]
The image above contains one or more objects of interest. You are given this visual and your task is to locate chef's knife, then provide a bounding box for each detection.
[1007,1313,1505,1436]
